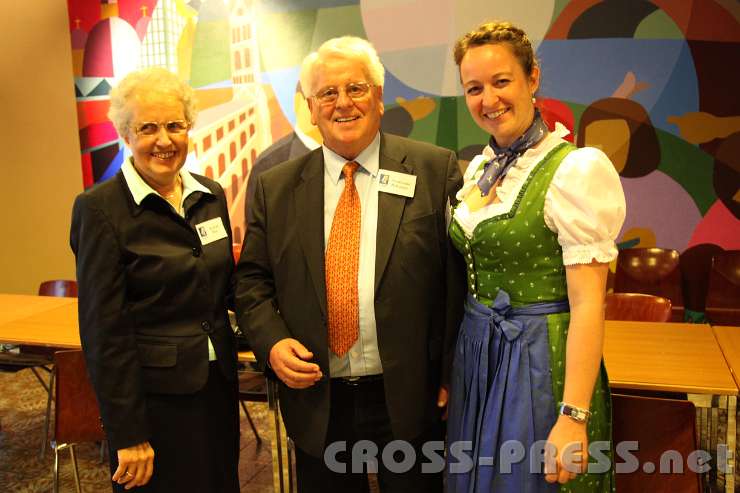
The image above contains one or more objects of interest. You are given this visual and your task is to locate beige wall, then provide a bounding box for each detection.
[0,2,82,294]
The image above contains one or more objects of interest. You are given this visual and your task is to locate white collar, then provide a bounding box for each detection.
[121,158,211,206]
[322,132,381,184]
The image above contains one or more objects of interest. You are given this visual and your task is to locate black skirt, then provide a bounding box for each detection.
[108,361,240,493]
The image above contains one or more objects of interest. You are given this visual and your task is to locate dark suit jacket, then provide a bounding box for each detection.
[235,133,465,457]
[244,131,311,227]
[70,171,238,451]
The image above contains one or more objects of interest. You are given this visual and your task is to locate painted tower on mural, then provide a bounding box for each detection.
[189,0,272,244]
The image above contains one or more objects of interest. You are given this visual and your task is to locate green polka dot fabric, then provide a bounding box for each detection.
[450,143,615,492]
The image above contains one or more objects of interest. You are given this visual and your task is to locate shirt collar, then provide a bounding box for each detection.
[294,126,321,151]
[121,158,212,206]
[322,132,381,185]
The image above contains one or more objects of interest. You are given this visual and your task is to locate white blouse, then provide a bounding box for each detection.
[454,123,626,266]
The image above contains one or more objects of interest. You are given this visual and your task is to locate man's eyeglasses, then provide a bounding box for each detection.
[313,82,374,105]
[133,120,190,136]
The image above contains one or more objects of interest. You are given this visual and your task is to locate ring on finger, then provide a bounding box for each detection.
[125,471,134,477]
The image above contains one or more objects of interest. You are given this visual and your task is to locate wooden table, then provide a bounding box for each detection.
[4,296,737,491]
[0,294,291,492]
[0,295,79,347]
[604,320,738,492]
[713,325,740,490]
[0,294,76,329]
[605,321,738,394]
[713,326,740,387]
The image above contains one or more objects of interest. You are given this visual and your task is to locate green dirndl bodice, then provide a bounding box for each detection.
[449,142,615,492]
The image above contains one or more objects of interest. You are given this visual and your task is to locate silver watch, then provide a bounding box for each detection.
[559,402,591,423]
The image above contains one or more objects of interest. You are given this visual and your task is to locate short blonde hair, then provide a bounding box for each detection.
[107,67,197,137]
[299,36,385,97]
[454,21,537,76]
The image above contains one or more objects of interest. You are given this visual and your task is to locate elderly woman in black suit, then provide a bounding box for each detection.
[70,67,239,492]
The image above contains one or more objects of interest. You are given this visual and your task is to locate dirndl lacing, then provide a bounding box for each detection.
[447,290,569,493]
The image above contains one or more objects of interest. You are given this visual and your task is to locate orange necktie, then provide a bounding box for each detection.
[326,162,361,356]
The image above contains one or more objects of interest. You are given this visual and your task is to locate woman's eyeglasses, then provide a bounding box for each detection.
[133,120,190,136]
[313,82,374,105]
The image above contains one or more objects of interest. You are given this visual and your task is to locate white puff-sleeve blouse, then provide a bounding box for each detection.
[454,123,626,266]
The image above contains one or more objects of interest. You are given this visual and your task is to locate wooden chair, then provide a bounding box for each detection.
[605,293,672,322]
[38,280,78,297]
[0,279,78,457]
[615,248,684,321]
[706,250,740,325]
[51,350,105,493]
[36,280,80,458]
[230,248,263,443]
[612,394,701,492]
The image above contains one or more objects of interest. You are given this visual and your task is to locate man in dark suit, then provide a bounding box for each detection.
[235,36,464,493]
[243,124,314,225]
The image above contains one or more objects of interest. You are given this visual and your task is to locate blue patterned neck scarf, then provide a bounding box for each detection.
[477,109,549,196]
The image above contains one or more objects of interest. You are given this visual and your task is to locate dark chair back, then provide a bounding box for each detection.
[38,280,78,298]
[615,248,683,321]
[679,244,723,314]
[53,350,105,444]
[612,394,701,492]
[605,293,672,322]
[706,250,740,325]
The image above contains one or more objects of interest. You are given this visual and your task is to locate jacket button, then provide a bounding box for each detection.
[192,247,201,257]
[201,321,211,332]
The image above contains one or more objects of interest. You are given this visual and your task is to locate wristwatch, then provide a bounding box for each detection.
[558,402,591,423]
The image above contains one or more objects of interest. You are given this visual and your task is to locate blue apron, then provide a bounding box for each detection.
[447,290,569,493]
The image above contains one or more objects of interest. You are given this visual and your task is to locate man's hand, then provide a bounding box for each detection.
[112,441,154,489]
[269,338,323,388]
[437,385,449,420]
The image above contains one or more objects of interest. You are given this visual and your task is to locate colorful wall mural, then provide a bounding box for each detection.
[68,0,740,260]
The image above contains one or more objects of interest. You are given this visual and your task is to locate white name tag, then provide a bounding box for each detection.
[195,217,228,245]
[377,169,416,198]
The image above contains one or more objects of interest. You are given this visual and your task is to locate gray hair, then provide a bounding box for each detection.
[299,36,385,98]
[107,67,197,137]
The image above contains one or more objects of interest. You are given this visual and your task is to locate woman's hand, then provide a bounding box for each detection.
[544,416,588,484]
[112,441,155,489]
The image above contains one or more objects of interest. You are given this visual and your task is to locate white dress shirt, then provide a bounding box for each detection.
[322,133,383,377]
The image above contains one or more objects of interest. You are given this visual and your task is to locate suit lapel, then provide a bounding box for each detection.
[295,152,327,317]
[375,135,411,293]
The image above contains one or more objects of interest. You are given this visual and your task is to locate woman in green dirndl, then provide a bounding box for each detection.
[446,21,626,492]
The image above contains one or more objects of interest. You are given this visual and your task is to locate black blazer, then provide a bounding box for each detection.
[244,131,311,226]
[70,171,237,451]
[235,133,466,457]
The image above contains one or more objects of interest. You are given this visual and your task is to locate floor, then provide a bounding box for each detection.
[0,367,275,492]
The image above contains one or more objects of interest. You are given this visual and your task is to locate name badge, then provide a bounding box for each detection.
[195,217,228,245]
[377,169,416,198]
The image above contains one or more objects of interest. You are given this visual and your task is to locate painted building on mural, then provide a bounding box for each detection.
[190,0,271,243]
[68,0,740,256]
[70,0,271,244]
